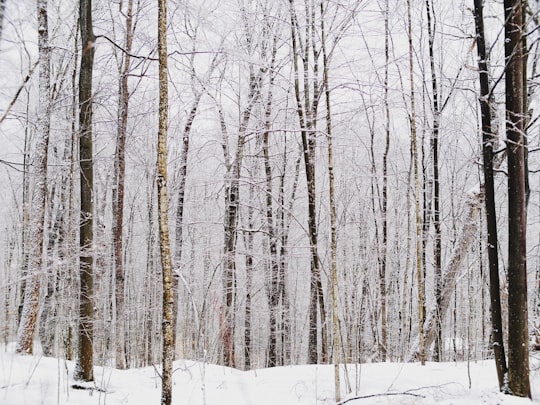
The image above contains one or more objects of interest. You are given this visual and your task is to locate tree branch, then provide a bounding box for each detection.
[337,391,425,404]
[0,61,39,125]
[96,34,223,61]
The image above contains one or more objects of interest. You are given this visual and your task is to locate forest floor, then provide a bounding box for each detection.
[1,344,539,404]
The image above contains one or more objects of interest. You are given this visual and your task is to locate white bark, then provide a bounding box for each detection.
[15,0,51,355]
[408,189,483,361]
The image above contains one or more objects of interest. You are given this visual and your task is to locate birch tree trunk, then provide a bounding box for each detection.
[157,0,175,402]
[75,0,95,382]
[424,0,442,362]
[243,184,254,369]
[262,33,280,367]
[15,0,51,355]
[380,0,390,362]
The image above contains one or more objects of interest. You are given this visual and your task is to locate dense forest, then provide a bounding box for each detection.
[0,0,539,402]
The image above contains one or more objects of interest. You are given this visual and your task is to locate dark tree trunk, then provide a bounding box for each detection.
[472,0,508,391]
[289,0,327,364]
[0,0,5,42]
[75,0,95,383]
[504,0,531,398]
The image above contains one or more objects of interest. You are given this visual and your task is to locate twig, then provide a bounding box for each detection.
[96,34,223,62]
[337,391,425,404]
[0,159,26,173]
[152,363,162,380]
[0,61,39,125]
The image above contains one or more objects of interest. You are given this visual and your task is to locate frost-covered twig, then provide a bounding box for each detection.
[337,390,425,404]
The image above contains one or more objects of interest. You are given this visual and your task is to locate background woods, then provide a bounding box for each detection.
[0,0,539,400]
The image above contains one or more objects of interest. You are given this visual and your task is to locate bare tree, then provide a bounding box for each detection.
[380,0,391,362]
[112,0,134,370]
[75,0,95,382]
[320,0,340,398]
[15,0,51,355]
[407,0,425,365]
[157,0,175,402]
[424,0,442,361]
[504,0,531,397]
[472,0,507,391]
[288,0,328,364]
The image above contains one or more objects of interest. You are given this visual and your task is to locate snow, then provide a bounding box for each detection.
[1,345,538,404]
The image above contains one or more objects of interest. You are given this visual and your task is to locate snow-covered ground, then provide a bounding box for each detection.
[1,345,539,404]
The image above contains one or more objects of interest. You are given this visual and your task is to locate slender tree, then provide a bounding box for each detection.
[407,0,425,365]
[261,18,280,367]
[15,0,51,355]
[157,0,175,402]
[472,0,507,391]
[380,0,391,362]
[219,3,265,366]
[320,0,340,398]
[75,0,95,382]
[174,45,220,356]
[504,0,531,397]
[243,182,255,369]
[288,0,328,364]
[112,0,134,370]
[424,0,442,361]
[220,72,260,367]
[0,0,6,43]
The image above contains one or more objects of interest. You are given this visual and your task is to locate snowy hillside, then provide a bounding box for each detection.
[1,346,539,404]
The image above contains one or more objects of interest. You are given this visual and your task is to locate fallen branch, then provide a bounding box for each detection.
[408,188,483,360]
[337,391,425,404]
[71,383,107,393]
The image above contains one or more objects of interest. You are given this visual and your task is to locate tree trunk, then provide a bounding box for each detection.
[278,148,301,365]
[416,191,482,359]
[0,0,6,43]
[39,180,62,356]
[407,0,425,365]
[75,0,95,383]
[320,1,340,398]
[243,186,254,370]
[113,0,134,370]
[15,0,51,355]
[262,39,280,368]
[504,0,531,397]
[425,0,442,362]
[472,0,508,390]
[289,0,327,364]
[157,0,175,402]
[65,19,79,362]
[380,0,390,362]
[220,50,261,368]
